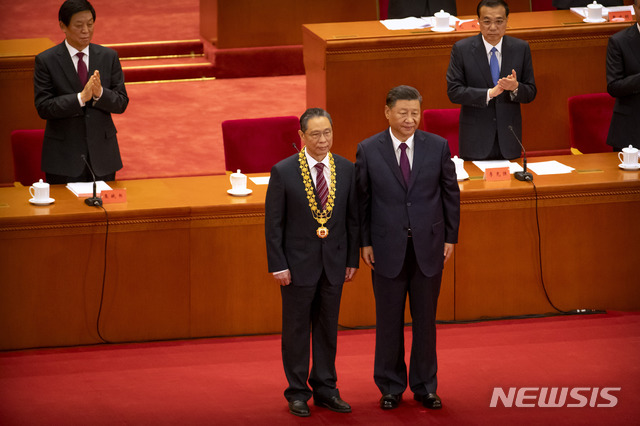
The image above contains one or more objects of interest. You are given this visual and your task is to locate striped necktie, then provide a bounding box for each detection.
[314,163,328,209]
[490,47,499,86]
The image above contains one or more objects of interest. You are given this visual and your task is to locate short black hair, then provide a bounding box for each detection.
[300,108,333,133]
[386,85,422,108]
[59,0,96,26]
[477,0,510,17]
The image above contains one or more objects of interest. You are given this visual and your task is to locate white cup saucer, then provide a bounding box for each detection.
[618,163,640,170]
[583,17,606,23]
[431,26,455,32]
[227,188,253,196]
[29,197,55,205]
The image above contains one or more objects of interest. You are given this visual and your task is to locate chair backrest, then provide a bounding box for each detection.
[11,129,45,186]
[423,108,460,157]
[568,93,615,154]
[222,116,301,173]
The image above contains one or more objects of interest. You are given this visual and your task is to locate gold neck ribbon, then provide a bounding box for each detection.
[299,147,336,238]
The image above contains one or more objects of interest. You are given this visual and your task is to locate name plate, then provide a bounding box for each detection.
[484,167,510,181]
[101,188,127,204]
[608,11,633,21]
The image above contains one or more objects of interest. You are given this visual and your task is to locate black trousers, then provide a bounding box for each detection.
[373,239,442,396]
[280,271,344,402]
[46,165,115,185]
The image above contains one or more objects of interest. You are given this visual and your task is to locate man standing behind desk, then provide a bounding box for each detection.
[34,0,129,184]
[355,86,460,411]
[606,0,640,151]
[265,108,359,417]
[446,0,536,161]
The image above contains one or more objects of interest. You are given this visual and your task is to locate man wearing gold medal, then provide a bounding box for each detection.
[265,108,359,417]
[356,86,460,411]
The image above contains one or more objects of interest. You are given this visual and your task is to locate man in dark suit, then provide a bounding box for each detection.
[34,0,129,184]
[355,86,460,411]
[265,108,359,417]
[606,0,640,151]
[446,0,536,160]
[387,0,457,18]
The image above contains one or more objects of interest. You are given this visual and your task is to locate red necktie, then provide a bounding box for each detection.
[77,52,88,86]
[314,163,328,210]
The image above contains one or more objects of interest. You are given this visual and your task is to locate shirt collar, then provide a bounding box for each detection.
[481,36,503,56]
[305,149,330,170]
[389,128,414,152]
[64,39,89,58]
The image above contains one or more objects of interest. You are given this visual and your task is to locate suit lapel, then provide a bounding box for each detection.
[89,43,100,75]
[55,42,83,91]
[471,34,493,88]
[377,130,407,190]
[408,133,427,191]
[501,36,515,79]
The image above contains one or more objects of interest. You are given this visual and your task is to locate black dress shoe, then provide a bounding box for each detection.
[314,395,352,413]
[288,400,310,417]
[380,393,402,410]
[414,392,442,409]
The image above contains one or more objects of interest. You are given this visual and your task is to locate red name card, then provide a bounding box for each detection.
[456,20,479,31]
[608,11,633,22]
[484,167,510,181]
[100,188,127,204]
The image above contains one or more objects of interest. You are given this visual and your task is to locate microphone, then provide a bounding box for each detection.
[292,143,300,153]
[508,125,533,182]
[81,155,103,206]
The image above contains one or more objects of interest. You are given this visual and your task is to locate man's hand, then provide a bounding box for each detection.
[489,84,504,99]
[498,69,519,92]
[444,243,455,264]
[90,70,102,98]
[273,270,292,286]
[361,246,375,270]
[345,267,357,282]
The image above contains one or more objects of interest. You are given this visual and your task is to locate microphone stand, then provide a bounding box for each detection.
[81,155,103,206]
[509,125,533,182]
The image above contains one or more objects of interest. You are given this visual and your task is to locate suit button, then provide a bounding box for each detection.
[407,202,411,207]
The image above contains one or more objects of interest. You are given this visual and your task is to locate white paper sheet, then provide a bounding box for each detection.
[380,17,432,30]
[66,181,112,197]
[472,160,524,174]
[250,176,270,185]
[527,161,575,176]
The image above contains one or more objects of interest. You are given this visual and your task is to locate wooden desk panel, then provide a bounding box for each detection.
[303,11,629,161]
[1,153,638,350]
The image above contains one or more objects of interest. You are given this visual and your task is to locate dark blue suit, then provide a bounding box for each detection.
[356,128,459,396]
[446,34,536,160]
[34,42,128,177]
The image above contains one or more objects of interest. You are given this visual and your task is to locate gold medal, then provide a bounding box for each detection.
[316,226,329,238]
[299,147,336,239]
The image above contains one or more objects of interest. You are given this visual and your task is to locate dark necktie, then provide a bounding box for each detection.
[399,143,410,186]
[314,163,328,210]
[490,47,499,86]
[77,52,88,86]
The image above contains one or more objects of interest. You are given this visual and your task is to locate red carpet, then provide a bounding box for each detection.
[1,312,639,425]
[113,75,306,180]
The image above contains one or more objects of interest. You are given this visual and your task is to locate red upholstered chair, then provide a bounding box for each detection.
[222,116,301,173]
[568,93,615,154]
[423,108,460,157]
[11,129,45,186]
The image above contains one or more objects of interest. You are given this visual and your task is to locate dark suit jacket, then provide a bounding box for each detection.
[446,34,536,160]
[34,42,129,177]
[606,24,640,150]
[355,129,460,279]
[387,0,457,18]
[265,153,360,286]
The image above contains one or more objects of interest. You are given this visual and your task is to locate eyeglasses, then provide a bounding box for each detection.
[305,129,333,140]
[479,19,507,27]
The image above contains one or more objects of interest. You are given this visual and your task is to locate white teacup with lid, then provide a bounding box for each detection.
[228,169,252,196]
[29,179,53,204]
[618,145,640,169]
[586,1,603,21]
[434,10,451,30]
